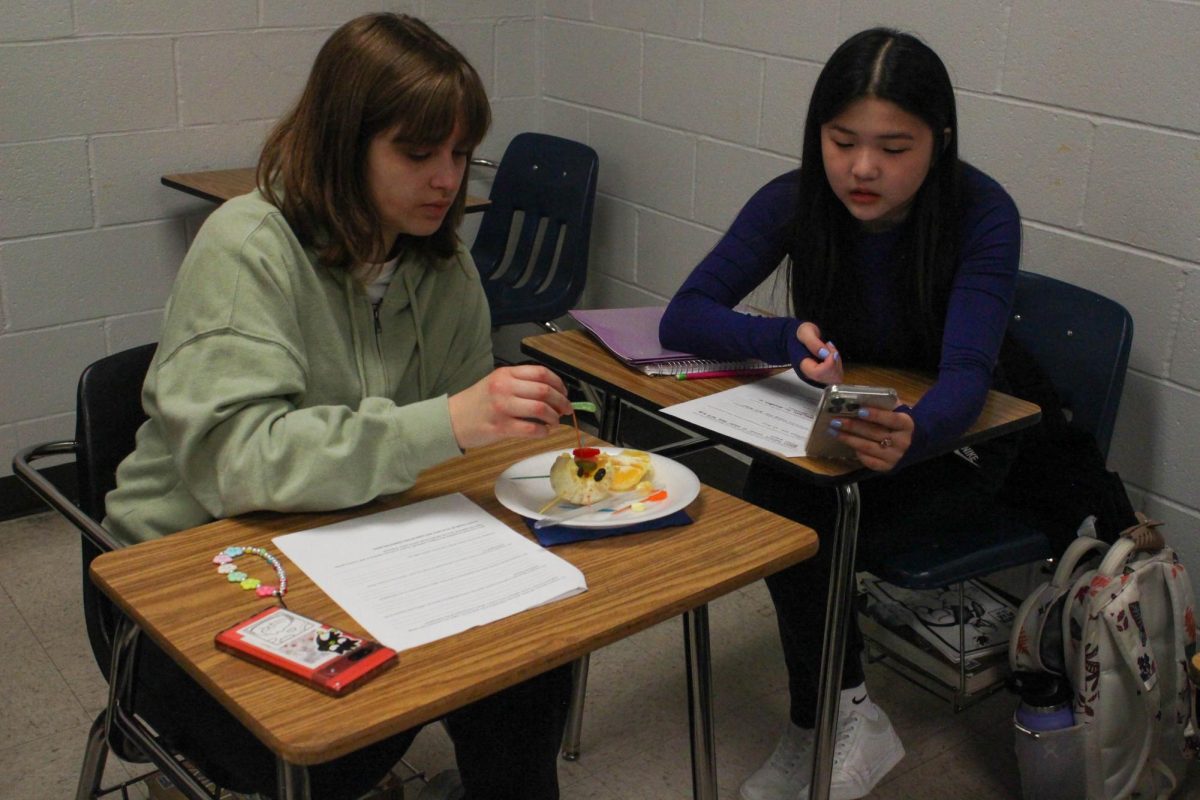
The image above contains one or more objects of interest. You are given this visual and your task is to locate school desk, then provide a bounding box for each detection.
[90,425,817,800]
[521,329,1041,800]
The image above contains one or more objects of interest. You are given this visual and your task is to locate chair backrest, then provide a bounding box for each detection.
[75,343,157,521]
[1008,272,1133,458]
[469,132,599,327]
[75,343,156,679]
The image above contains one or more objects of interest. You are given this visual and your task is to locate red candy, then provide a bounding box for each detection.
[572,447,601,459]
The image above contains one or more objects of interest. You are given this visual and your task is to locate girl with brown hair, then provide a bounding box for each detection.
[106,13,572,800]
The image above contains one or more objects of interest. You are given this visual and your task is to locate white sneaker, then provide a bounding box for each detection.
[829,696,905,800]
[739,721,815,800]
[739,698,905,800]
[416,769,464,800]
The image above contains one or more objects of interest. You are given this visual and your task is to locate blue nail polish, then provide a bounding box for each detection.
[825,427,839,437]
[857,408,869,418]
[830,418,843,429]
[818,347,830,359]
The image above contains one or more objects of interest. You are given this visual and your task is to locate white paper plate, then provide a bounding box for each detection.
[495,448,700,528]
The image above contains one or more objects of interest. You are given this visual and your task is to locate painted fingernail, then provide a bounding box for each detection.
[830,418,843,429]
[857,408,869,418]
[834,352,841,362]
[818,347,830,359]
[825,427,839,437]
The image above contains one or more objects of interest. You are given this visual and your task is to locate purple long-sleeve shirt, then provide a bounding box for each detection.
[660,164,1021,462]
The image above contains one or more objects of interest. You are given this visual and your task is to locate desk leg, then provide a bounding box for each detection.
[561,654,590,760]
[809,481,862,800]
[683,605,717,800]
[276,758,312,800]
[599,391,622,444]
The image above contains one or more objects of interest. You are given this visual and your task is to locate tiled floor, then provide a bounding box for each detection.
[4,487,1199,798]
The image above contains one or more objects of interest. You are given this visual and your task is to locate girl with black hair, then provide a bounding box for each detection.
[661,28,1022,800]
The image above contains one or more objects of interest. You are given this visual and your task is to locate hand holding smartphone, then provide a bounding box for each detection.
[215,606,396,695]
[806,384,899,460]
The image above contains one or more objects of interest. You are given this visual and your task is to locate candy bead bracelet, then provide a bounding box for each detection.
[213,546,287,602]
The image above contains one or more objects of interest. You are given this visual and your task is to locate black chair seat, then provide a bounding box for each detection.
[867,509,1053,591]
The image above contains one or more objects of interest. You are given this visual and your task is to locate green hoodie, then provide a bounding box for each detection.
[104,192,494,546]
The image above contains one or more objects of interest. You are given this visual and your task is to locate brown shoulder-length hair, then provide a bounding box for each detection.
[257,13,490,270]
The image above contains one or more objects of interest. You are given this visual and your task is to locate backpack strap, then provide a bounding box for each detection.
[1095,516,1185,800]
[1010,534,1110,673]
[1055,535,1112,587]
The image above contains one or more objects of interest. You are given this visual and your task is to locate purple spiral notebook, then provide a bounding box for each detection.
[568,307,786,376]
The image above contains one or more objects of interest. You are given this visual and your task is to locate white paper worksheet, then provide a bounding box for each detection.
[661,371,823,457]
[273,493,587,653]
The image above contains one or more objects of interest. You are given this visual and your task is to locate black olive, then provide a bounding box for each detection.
[593,468,606,481]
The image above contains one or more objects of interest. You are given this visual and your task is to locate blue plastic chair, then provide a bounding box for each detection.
[470,132,599,331]
[860,271,1134,707]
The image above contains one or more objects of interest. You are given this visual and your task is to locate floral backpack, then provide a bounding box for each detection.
[1011,516,1197,799]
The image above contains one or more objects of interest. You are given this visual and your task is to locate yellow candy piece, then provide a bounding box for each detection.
[609,464,645,491]
[240,577,262,590]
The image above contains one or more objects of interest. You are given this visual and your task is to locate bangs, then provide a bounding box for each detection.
[379,64,490,148]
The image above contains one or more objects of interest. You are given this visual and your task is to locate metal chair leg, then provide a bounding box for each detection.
[956,580,968,711]
[561,654,590,760]
[76,713,110,800]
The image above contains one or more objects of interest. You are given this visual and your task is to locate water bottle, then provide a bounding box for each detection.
[1015,674,1074,731]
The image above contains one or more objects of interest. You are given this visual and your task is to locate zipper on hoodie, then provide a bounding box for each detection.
[369,299,390,394]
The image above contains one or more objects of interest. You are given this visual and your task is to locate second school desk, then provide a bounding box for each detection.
[161,167,490,211]
[90,425,817,800]
[521,329,1042,800]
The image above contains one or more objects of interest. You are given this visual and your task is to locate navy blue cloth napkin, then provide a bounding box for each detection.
[527,510,693,547]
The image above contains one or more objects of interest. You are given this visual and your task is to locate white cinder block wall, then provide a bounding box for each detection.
[538,1,1200,579]
[1,2,1198,586]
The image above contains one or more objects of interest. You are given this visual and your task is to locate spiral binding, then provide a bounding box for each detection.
[641,358,782,376]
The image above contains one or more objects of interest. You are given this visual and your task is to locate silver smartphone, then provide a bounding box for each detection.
[806,384,900,460]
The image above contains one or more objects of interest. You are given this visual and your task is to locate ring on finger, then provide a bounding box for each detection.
[879,436,893,449]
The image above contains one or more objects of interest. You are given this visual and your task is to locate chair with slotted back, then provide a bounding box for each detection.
[858,271,1134,709]
[14,343,240,800]
[470,132,598,332]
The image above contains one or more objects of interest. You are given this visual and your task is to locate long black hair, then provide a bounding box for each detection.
[788,28,962,367]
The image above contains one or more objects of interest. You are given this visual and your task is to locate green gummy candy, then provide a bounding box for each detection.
[571,401,597,413]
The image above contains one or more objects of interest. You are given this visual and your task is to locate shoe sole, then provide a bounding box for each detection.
[832,735,905,800]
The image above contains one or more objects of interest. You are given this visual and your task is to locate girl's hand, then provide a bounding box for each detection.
[448,365,572,450]
[826,406,915,472]
[796,322,843,384]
